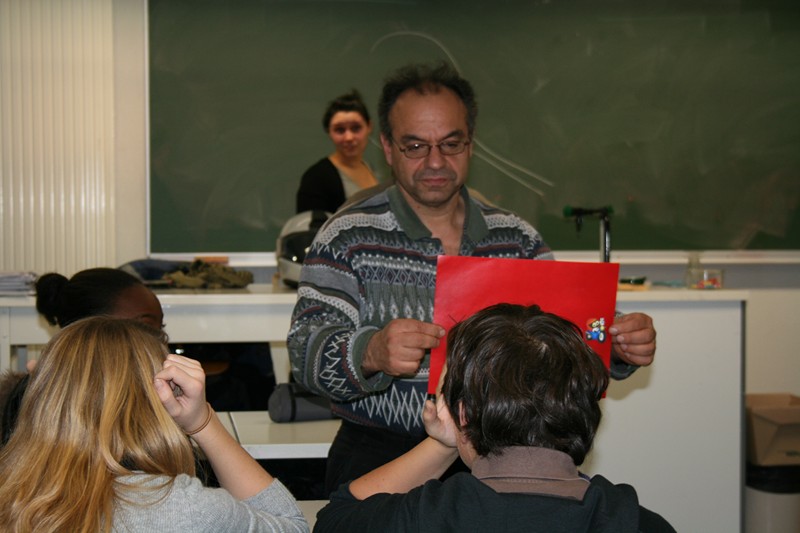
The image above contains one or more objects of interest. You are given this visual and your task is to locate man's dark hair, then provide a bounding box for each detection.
[378,61,478,141]
[322,89,371,132]
[441,303,609,465]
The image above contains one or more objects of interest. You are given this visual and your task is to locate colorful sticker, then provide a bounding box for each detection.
[585,317,607,343]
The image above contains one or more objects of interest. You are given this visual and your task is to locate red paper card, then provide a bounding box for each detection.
[429,256,619,394]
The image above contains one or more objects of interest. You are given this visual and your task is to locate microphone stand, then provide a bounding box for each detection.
[599,210,611,263]
[564,206,613,263]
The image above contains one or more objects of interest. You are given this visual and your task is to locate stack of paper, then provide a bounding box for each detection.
[0,271,37,296]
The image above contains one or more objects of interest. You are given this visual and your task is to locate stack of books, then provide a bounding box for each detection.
[0,271,37,296]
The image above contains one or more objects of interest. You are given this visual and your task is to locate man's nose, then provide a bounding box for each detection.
[424,145,447,168]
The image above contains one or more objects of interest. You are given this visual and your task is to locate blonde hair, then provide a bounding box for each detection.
[0,317,196,533]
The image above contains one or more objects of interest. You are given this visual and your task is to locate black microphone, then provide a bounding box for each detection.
[562,206,614,218]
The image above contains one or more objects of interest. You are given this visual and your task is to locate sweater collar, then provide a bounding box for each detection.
[386,185,489,246]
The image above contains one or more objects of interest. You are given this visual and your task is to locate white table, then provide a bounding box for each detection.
[298,500,327,528]
[216,410,237,436]
[0,283,298,378]
[228,411,340,459]
[0,286,748,532]
[215,411,340,460]
[207,410,333,526]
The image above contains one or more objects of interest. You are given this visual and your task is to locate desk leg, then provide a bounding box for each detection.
[271,342,291,384]
[0,308,10,372]
[15,346,29,371]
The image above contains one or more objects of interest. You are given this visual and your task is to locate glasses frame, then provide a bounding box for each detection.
[391,138,472,159]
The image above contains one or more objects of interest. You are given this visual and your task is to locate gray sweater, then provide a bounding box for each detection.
[112,474,308,532]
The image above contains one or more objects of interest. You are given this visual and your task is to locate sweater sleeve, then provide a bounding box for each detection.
[313,482,420,533]
[287,231,394,402]
[113,476,308,533]
[241,478,309,532]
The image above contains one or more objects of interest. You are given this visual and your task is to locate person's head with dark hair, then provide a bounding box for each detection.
[441,303,609,466]
[315,302,673,531]
[377,61,477,212]
[35,267,164,330]
[378,61,477,142]
[320,89,374,187]
[297,89,379,213]
[322,89,371,132]
[2,268,165,446]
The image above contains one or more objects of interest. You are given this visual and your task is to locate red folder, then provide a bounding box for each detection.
[429,256,619,394]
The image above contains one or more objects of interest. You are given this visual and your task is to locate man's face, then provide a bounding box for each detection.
[381,88,472,211]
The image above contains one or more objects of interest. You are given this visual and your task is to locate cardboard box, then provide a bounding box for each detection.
[746,394,800,466]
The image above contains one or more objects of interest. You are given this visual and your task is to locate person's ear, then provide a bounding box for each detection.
[456,401,471,446]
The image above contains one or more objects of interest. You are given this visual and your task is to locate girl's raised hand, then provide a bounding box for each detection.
[154,354,208,433]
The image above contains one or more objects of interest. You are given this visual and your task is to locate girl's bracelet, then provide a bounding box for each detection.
[185,402,214,436]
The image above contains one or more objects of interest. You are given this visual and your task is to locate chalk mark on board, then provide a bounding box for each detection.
[371,30,554,198]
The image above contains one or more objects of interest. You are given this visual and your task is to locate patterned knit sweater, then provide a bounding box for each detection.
[287,185,553,438]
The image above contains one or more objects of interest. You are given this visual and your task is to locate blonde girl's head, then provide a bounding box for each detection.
[0,317,196,533]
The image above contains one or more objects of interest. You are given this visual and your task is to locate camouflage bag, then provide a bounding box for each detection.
[164,260,254,289]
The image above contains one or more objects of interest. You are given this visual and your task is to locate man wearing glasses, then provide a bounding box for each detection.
[288,62,657,495]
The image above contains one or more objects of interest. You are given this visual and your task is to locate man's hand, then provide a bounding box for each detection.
[361,318,445,377]
[609,312,657,367]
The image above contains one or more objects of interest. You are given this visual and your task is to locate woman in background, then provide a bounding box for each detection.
[0,268,163,445]
[0,317,307,532]
[296,90,378,213]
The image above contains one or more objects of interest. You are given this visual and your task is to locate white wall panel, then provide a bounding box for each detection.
[0,0,115,275]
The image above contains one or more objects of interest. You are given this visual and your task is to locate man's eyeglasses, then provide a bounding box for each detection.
[392,139,471,159]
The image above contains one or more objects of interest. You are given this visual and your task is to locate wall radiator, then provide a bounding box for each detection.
[1,0,116,276]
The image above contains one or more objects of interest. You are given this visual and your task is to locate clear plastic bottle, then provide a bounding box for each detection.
[685,253,702,288]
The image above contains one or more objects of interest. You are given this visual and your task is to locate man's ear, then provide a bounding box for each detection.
[380,134,393,166]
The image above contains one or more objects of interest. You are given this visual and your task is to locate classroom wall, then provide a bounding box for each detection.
[1,0,119,274]
[746,289,800,394]
[113,0,149,268]
[2,0,797,395]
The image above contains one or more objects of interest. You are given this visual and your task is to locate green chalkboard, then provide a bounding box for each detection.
[149,0,800,254]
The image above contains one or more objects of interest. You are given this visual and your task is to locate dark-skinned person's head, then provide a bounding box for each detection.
[35,267,164,330]
[1,268,165,446]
